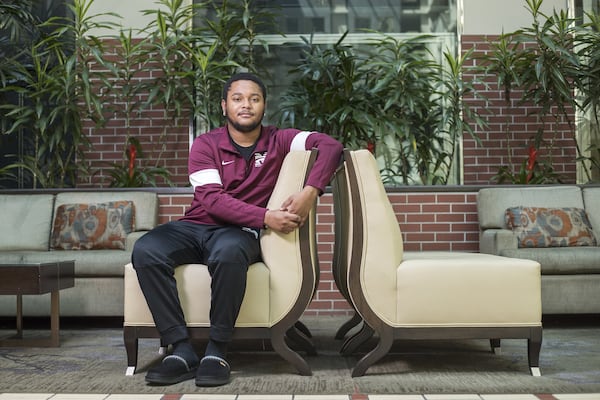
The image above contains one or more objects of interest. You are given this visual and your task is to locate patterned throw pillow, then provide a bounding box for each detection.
[505,206,597,248]
[51,201,135,250]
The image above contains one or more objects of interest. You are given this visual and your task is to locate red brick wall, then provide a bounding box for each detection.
[157,189,480,316]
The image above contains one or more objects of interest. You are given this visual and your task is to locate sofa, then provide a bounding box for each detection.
[0,190,159,317]
[477,185,600,314]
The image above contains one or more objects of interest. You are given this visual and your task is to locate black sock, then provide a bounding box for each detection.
[205,339,228,359]
[172,340,199,365]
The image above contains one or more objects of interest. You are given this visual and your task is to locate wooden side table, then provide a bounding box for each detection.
[0,261,75,347]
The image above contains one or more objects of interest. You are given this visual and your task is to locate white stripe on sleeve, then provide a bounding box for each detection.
[189,169,222,189]
[290,130,313,151]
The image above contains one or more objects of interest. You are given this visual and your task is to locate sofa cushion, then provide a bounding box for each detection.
[477,186,583,230]
[505,206,597,248]
[583,187,600,236]
[54,191,158,231]
[0,194,55,251]
[51,201,135,250]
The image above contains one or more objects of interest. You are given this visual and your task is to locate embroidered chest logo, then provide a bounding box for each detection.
[254,152,267,168]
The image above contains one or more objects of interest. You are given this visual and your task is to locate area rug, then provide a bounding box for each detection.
[0,316,599,395]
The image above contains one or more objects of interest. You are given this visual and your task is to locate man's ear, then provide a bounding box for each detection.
[221,99,226,116]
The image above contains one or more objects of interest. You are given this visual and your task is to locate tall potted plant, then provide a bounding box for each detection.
[481,0,582,184]
[0,0,115,188]
[276,33,378,150]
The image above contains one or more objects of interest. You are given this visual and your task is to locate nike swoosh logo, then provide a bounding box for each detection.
[221,160,235,166]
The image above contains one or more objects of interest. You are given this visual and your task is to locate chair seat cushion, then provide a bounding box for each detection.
[393,252,541,327]
[124,262,270,326]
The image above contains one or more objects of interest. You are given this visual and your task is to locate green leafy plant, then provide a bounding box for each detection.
[276,32,379,150]
[364,35,486,184]
[361,34,443,184]
[481,0,584,184]
[277,32,486,185]
[433,49,487,184]
[0,0,116,188]
[479,32,529,171]
[516,0,581,170]
[139,0,197,166]
[104,28,149,136]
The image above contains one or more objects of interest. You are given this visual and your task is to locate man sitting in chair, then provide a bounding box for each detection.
[131,72,343,387]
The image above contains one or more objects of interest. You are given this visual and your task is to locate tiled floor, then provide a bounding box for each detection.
[1,394,600,400]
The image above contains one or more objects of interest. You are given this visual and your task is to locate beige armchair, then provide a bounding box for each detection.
[123,150,319,377]
[341,149,543,377]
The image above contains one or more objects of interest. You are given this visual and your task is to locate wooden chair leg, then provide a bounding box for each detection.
[123,327,139,376]
[528,327,543,376]
[286,325,317,355]
[490,338,501,354]
[340,322,374,355]
[271,325,312,376]
[294,320,312,338]
[335,312,363,340]
[351,326,393,378]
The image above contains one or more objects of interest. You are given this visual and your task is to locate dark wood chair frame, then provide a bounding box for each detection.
[330,162,374,355]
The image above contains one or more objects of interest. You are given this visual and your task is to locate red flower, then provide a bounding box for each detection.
[367,142,375,154]
[127,143,137,179]
[526,144,538,183]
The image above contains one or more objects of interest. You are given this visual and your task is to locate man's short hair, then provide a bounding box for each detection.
[222,72,267,101]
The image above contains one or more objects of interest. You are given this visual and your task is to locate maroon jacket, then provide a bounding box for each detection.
[180,125,343,229]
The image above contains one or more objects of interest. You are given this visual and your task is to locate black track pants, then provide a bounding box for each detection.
[131,221,261,346]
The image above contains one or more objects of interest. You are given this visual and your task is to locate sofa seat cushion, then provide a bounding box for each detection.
[499,247,600,274]
[12,250,132,277]
[0,252,28,264]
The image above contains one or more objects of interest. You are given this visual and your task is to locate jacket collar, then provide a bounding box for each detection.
[218,125,274,154]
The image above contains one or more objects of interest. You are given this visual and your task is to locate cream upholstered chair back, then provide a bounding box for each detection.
[123,150,318,377]
[331,162,351,303]
[260,149,318,323]
[345,149,403,325]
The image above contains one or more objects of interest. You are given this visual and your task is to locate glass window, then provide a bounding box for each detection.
[268,0,455,34]
[193,0,457,108]
[197,0,456,34]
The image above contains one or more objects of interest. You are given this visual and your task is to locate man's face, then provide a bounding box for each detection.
[222,80,265,133]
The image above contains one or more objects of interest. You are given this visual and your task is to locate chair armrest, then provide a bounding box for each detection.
[126,231,149,252]
[480,229,518,254]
